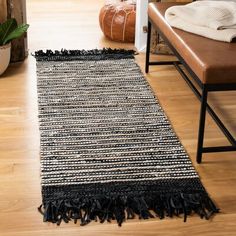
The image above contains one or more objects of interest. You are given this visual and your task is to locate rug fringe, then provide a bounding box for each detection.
[33,48,136,61]
[38,193,219,226]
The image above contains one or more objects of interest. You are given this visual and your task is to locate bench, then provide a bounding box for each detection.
[145,2,236,163]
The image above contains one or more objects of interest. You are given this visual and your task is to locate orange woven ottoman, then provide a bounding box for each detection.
[99,1,136,43]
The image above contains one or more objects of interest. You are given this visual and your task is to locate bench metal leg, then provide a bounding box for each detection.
[196,85,208,163]
[145,21,152,73]
[145,19,180,73]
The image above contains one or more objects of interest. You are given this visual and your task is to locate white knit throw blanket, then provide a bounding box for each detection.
[165,1,236,42]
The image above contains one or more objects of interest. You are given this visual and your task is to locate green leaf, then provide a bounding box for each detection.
[0,18,17,45]
[3,24,29,45]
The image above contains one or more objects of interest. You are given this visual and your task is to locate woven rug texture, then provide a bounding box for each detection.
[35,49,218,226]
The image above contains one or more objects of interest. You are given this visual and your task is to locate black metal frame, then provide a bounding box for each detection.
[146,20,236,163]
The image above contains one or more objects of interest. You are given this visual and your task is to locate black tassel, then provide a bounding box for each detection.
[38,192,219,226]
[33,48,137,61]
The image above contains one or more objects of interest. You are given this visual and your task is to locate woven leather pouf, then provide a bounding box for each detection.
[99,2,136,43]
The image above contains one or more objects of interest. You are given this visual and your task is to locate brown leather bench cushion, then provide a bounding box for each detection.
[148,2,236,84]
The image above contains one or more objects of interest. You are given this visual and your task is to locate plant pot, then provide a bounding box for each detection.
[0,43,11,76]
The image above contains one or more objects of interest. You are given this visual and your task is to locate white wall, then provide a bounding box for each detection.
[135,0,148,52]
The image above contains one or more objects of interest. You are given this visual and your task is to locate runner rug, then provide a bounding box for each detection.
[35,49,219,226]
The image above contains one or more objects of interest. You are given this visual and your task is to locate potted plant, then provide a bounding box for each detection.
[0,18,29,76]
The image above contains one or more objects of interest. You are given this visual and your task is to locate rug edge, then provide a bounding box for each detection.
[38,191,219,226]
[33,48,136,61]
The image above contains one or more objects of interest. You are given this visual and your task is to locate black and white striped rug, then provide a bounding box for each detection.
[35,49,218,226]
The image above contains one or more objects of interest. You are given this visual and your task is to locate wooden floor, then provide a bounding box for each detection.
[0,0,236,235]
